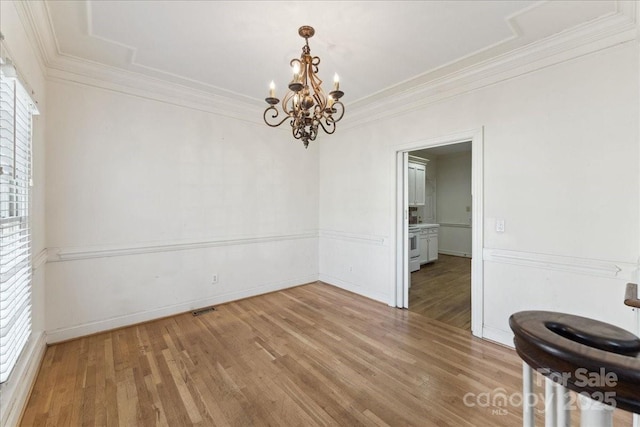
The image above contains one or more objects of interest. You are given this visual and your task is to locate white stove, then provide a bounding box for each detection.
[408,226,420,272]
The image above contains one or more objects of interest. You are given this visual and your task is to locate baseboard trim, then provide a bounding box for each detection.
[438,250,472,258]
[318,273,388,304]
[46,274,318,343]
[482,326,514,349]
[0,332,47,427]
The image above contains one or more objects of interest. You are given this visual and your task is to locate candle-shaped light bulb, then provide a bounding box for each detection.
[292,63,301,83]
[269,81,275,98]
[333,73,340,91]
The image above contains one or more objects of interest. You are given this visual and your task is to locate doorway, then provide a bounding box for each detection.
[408,143,472,330]
[393,129,484,339]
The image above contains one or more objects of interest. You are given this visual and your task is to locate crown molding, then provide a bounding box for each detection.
[45,62,264,123]
[17,0,266,122]
[11,0,56,76]
[343,2,638,130]
[14,1,639,126]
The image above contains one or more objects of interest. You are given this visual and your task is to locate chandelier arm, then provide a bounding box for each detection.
[330,101,345,122]
[308,70,324,93]
[292,124,305,140]
[312,95,324,112]
[308,73,327,109]
[263,106,290,128]
[317,117,337,135]
[281,91,295,115]
[311,56,320,74]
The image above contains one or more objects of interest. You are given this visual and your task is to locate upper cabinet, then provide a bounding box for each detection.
[415,164,426,205]
[408,157,428,206]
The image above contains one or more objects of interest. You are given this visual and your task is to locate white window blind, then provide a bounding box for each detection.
[0,63,37,384]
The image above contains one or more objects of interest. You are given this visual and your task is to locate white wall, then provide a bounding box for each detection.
[436,151,472,257]
[0,2,48,426]
[45,80,319,342]
[319,41,639,345]
[318,130,391,302]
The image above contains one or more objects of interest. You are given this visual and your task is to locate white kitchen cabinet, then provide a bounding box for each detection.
[427,228,439,262]
[415,165,425,205]
[418,230,429,264]
[418,226,439,265]
[408,163,417,205]
[408,161,426,206]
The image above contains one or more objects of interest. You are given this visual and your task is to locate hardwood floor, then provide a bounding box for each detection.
[21,282,633,426]
[409,254,471,330]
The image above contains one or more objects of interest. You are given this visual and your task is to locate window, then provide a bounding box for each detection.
[0,62,37,383]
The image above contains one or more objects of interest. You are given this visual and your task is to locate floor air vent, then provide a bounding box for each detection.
[192,306,216,316]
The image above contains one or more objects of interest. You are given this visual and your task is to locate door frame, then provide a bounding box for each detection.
[392,128,484,338]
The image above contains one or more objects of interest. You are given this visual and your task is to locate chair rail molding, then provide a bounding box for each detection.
[48,231,318,262]
[438,222,472,229]
[483,248,638,279]
[318,229,387,246]
[32,248,48,271]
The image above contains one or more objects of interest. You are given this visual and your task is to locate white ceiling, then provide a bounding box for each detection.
[43,1,619,107]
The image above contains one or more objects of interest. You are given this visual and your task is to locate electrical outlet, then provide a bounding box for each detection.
[496,219,505,233]
[212,274,218,284]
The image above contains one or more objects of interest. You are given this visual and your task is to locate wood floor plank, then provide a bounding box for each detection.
[409,254,472,329]
[21,282,633,426]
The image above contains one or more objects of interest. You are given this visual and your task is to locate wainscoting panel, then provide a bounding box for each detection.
[319,230,390,304]
[46,235,319,343]
[482,249,638,348]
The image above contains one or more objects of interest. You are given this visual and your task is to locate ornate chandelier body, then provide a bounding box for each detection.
[263,26,345,148]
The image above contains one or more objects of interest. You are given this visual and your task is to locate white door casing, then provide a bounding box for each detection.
[392,128,484,338]
[395,152,410,308]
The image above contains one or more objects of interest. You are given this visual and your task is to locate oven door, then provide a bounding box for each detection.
[409,232,419,258]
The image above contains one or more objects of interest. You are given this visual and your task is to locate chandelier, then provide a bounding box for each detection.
[263,26,345,148]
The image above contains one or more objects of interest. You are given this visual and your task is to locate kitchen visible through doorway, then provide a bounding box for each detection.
[407,142,472,331]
